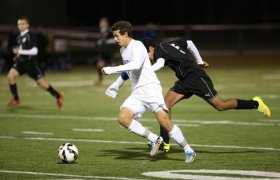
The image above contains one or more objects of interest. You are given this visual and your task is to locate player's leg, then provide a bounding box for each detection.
[193,69,270,117]
[208,96,270,117]
[7,67,20,106]
[156,83,191,151]
[146,83,195,162]
[27,63,64,109]
[36,78,64,109]
[156,90,185,151]
[155,108,196,163]
[209,96,252,110]
[119,97,160,145]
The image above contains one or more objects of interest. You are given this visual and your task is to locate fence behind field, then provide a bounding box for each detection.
[0,24,279,71]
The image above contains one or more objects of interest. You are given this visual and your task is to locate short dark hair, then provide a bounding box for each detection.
[141,38,157,52]
[111,21,132,37]
[18,16,30,24]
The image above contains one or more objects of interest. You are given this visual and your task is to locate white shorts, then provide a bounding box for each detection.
[120,83,168,120]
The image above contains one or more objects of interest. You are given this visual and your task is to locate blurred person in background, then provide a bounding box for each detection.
[95,17,116,86]
[6,16,64,109]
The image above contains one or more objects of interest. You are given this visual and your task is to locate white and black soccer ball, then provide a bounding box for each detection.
[58,143,79,163]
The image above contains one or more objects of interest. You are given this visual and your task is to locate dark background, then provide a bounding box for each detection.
[0,0,279,26]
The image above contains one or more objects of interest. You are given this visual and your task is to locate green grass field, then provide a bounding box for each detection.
[0,55,280,179]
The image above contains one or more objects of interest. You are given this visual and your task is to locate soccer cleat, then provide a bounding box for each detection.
[148,141,170,152]
[185,151,196,163]
[105,87,119,99]
[149,137,163,157]
[161,142,171,152]
[253,96,271,118]
[56,92,64,109]
[7,99,20,106]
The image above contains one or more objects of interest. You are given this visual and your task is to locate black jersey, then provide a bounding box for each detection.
[16,30,38,61]
[155,39,199,79]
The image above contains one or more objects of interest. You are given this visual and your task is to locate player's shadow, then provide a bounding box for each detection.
[7,105,35,111]
[195,149,265,154]
[101,147,265,162]
[100,147,184,162]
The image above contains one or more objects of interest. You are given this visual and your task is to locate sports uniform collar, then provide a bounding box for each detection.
[126,39,135,49]
[20,29,29,36]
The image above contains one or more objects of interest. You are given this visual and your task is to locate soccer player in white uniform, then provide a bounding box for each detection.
[101,21,196,163]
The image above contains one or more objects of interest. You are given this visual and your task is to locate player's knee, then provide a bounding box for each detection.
[7,73,15,83]
[36,81,43,88]
[118,114,131,128]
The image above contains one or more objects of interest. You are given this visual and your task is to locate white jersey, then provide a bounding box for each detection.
[104,39,160,91]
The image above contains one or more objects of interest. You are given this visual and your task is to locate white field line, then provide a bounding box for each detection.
[142,169,280,179]
[262,74,280,80]
[22,131,53,135]
[0,136,279,151]
[259,119,280,123]
[0,114,278,126]
[72,128,104,132]
[0,170,141,180]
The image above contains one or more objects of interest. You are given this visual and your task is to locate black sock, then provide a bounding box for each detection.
[236,99,258,109]
[98,68,103,81]
[160,125,170,144]
[47,85,59,99]
[9,84,19,100]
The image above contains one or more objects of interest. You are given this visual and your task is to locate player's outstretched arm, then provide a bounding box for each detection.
[105,72,129,99]
[186,41,204,64]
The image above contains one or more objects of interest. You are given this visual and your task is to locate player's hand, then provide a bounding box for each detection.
[12,47,19,56]
[105,85,119,99]
[199,61,209,69]
[101,67,110,75]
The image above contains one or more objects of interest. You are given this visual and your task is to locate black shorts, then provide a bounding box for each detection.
[12,59,43,81]
[170,68,217,101]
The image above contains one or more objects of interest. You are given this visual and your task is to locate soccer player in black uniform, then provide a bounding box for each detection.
[7,16,64,109]
[105,38,271,152]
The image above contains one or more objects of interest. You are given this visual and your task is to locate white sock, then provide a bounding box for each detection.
[128,119,158,142]
[147,132,159,142]
[170,125,194,153]
[183,144,194,153]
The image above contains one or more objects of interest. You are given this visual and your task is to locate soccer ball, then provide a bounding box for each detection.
[58,143,79,163]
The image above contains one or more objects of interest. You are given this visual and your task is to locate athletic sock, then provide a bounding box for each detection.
[160,125,170,143]
[169,125,193,152]
[236,99,258,109]
[183,144,194,153]
[46,85,60,99]
[128,119,158,142]
[9,84,19,100]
